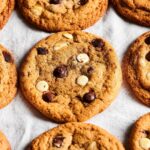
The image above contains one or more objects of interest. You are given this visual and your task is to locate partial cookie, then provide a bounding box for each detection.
[18,0,108,31]
[20,31,122,123]
[0,44,17,109]
[29,122,125,150]
[123,31,150,107]
[111,0,150,27]
[0,131,11,150]
[130,113,150,150]
[0,0,15,29]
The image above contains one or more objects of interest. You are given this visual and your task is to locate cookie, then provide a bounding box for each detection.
[0,131,11,150]
[0,44,17,109]
[0,0,15,29]
[111,0,150,27]
[20,31,122,123]
[129,113,150,150]
[18,0,108,31]
[123,31,150,107]
[29,122,125,150]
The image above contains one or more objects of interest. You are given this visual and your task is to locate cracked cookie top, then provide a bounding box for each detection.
[29,123,125,150]
[124,31,150,107]
[20,31,122,123]
[18,0,108,31]
[111,0,150,27]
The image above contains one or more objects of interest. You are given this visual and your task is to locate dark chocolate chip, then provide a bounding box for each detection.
[53,134,65,148]
[146,51,150,61]
[80,0,88,5]
[37,47,48,55]
[53,65,68,78]
[87,66,94,74]
[91,39,104,48]
[50,0,60,4]
[2,51,13,63]
[42,92,54,102]
[83,90,96,103]
[145,37,150,45]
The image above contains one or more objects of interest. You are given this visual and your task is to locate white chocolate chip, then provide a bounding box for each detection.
[87,141,98,150]
[77,75,89,86]
[77,53,89,64]
[146,72,150,80]
[139,138,150,149]
[32,5,43,16]
[36,81,49,92]
[54,42,69,51]
[63,33,73,39]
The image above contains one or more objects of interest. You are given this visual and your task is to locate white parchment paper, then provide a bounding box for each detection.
[0,6,149,150]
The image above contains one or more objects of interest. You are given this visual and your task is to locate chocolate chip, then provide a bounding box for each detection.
[87,66,94,75]
[146,51,150,61]
[83,90,96,103]
[53,65,68,78]
[145,37,150,45]
[42,92,54,102]
[53,134,65,148]
[50,0,60,4]
[80,0,88,5]
[37,47,48,55]
[91,39,104,48]
[2,51,13,63]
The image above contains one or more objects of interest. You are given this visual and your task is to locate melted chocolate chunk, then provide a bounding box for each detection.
[42,92,54,102]
[53,65,68,78]
[146,51,150,61]
[37,47,48,55]
[50,0,60,4]
[2,51,13,63]
[91,39,104,48]
[80,0,88,5]
[53,134,65,148]
[83,90,96,103]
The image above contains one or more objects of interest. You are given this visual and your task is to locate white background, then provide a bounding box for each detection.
[0,5,149,150]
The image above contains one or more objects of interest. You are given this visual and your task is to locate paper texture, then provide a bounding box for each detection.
[0,7,149,150]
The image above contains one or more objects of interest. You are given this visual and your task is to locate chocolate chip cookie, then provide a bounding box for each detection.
[111,0,150,27]
[20,31,122,123]
[0,0,15,29]
[129,113,150,150]
[0,44,17,109]
[0,131,11,150]
[18,0,108,31]
[29,122,125,150]
[123,31,150,107]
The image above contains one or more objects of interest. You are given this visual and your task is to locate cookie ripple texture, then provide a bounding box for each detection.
[18,0,108,31]
[124,31,150,107]
[0,44,17,109]
[29,123,125,150]
[111,0,150,27]
[0,131,11,150]
[0,0,15,29]
[129,113,150,150]
[20,31,122,123]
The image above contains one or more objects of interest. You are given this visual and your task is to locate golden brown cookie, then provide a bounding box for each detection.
[111,0,150,27]
[0,0,15,29]
[0,44,17,109]
[29,122,125,150]
[0,131,11,150]
[123,31,150,107]
[129,113,150,150]
[18,0,108,32]
[20,31,122,123]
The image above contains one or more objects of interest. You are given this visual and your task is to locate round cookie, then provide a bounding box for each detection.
[0,44,17,109]
[129,113,150,150]
[18,0,108,31]
[29,123,125,150]
[20,31,122,123]
[0,131,11,150]
[0,0,15,29]
[111,0,150,27]
[123,31,150,107]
